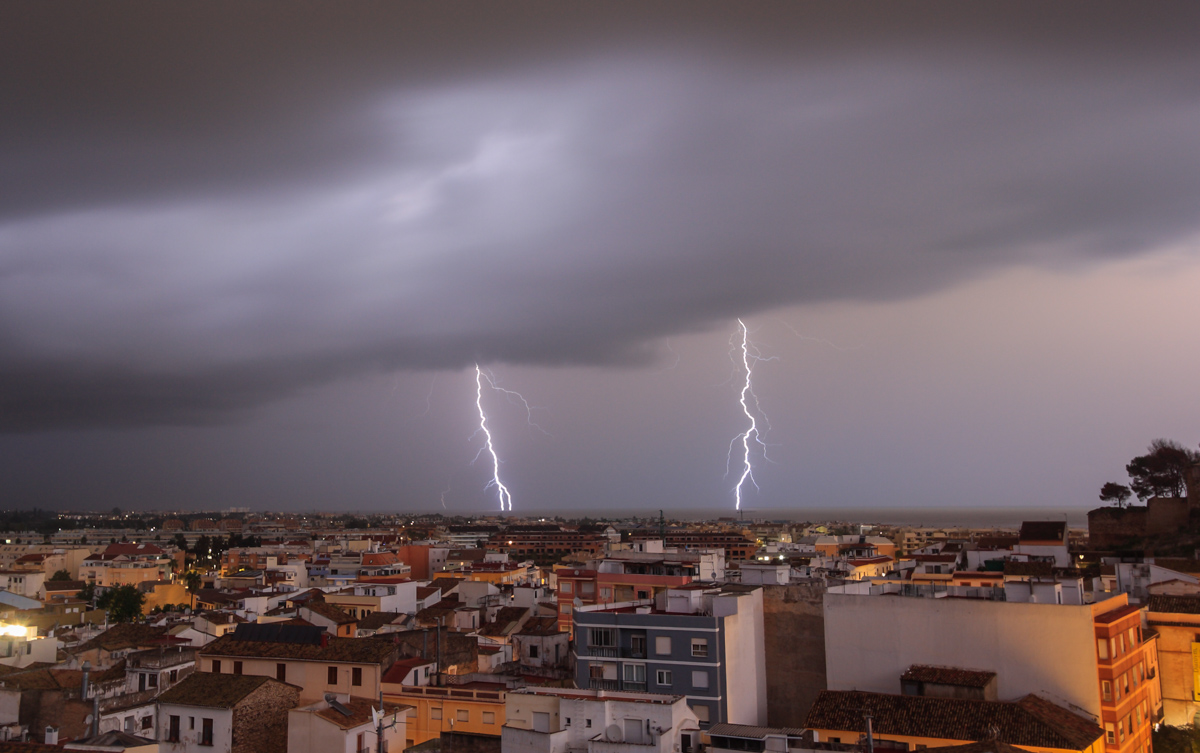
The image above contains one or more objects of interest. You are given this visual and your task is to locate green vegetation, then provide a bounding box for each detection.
[97,585,147,623]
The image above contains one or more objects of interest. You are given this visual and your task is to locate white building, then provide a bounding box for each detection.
[288,695,409,753]
[502,687,703,753]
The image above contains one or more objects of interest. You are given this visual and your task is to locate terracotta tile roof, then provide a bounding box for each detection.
[0,742,63,752]
[1094,604,1142,624]
[303,600,357,625]
[427,577,464,595]
[43,579,86,592]
[358,612,404,630]
[805,691,1102,751]
[1148,594,1200,614]
[516,617,563,636]
[311,696,410,730]
[901,666,997,688]
[200,633,396,665]
[923,742,1038,753]
[75,623,169,653]
[479,606,529,637]
[1018,522,1065,543]
[156,671,275,708]
[416,587,441,600]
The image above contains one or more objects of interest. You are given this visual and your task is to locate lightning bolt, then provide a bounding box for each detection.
[472,364,514,511]
[726,319,774,510]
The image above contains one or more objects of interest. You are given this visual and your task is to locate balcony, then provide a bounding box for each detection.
[620,647,646,659]
[586,645,618,658]
[622,681,647,692]
[589,678,621,691]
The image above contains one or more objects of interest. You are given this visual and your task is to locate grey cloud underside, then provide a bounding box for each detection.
[3,2,1200,430]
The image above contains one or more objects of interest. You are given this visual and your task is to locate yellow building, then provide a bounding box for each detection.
[382,683,505,749]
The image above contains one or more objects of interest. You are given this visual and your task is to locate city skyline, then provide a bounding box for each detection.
[2,2,1199,512]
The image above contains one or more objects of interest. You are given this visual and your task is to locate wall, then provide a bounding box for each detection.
[230,680,298,753]
[824,592,1104,716]
[1145,616,1199,725]
[761,582,827,727]
[158,704,234,753]
[720,589,767,726]
[1087,508,1147,548]
[199,655,381,705]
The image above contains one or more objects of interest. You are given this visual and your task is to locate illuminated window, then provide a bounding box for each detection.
[1105,724,1115,744]
[1102,681,1112,702]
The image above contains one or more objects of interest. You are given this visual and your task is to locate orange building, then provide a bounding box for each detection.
[1094,602,1158,753]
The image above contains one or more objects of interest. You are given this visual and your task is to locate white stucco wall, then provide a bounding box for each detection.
[720,589,768,726]
[824,592,1102,716]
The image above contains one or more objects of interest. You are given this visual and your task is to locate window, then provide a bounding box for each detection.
[600,588,612,600]
[561,581,573,594]
[631,634,646,656]
[328,666,339,685]
[431,707,442,720]
[692,670,709,689]
[141,717,152,730]
[483,712,495,724]
[691,638,708,658]
[637,590,649,599]
[190,717,195,730]
[657,669,672,685]
[580,582,595,597]
[693,705,709,723]
[528,645,539,659]
[357,733,366,752]
[148,674,158,688]
[457,709,469,722]
[655,636,671,655]
[1102,680,1112,701]
[201,717,214,747]
[170,670,178,683]
[233,661,243,675]
[1128,627,1137,647]
[352,667,363,686]
[586,719,592,728]
[590,628,616,647]
[1097,638,1108,659]
[624,663,646,683]
[212,660,222,674]
[565,717,571,726]
[277,663,287,681]
[167,715,180,742]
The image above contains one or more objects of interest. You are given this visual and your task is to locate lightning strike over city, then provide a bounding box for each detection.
[728,319,773,511]
[473,364,514,511]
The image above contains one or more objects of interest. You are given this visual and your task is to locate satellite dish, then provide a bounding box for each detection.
[605,724,623,743]
[84,715,93,726]
[371,707,382,727]
[573,597,582,608]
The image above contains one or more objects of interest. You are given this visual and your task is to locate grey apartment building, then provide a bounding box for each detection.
[571,583,767,728]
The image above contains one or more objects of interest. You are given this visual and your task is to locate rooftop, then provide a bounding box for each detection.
[157,671,278,708]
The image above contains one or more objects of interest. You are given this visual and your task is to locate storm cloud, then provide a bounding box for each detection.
[3,1,1200,435]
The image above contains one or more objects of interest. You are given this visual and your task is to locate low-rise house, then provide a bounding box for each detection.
[156,671,299,753]
[198,623,397,704]
[707,723,806,753]
[299,601,358,637]
[288,694,410,753]
[501,686,703,753]
[511,617,569,673]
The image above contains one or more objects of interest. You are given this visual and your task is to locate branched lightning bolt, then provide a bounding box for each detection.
[472,364,513,511]
[726,319,774,510]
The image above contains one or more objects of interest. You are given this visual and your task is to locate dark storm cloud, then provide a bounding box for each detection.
[2,1,1200,430]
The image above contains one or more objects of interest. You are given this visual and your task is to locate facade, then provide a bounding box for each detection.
[1145,594,1199,725]
[383,683,507,749]
[572,584,767,728]
[501,687,703,753]
[287,695,409,753]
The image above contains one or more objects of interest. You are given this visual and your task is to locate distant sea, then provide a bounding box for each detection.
[499,506,1094,529]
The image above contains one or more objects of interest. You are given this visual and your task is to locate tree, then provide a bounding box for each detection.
[76,582,96,605]
[97,585,146,623]
[172,533,188,551]
[1099,482,1132,508]
[183,570,201,609]
[48,569,73,582]
[1127,439,1200,501]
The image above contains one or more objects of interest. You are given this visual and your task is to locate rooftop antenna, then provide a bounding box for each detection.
[659,510,666,541]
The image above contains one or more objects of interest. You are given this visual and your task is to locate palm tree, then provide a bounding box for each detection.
[183,570,201,610]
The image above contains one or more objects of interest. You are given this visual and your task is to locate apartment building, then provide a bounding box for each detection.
[488,528,608,560]
[501,687,703,753]
[383,682,506,748]
[631,532,757,561]
[572,583,767,728]
[1146,594,1200,725]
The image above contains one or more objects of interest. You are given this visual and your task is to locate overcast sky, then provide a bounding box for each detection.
[2,2,1199,515]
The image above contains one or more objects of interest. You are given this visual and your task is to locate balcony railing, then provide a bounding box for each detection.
[622,681,647,692]
[621,647,647,659]
[586,645,618,658]
[589,678,620,691]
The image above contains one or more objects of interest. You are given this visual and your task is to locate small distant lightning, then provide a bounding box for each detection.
[472,364,513,511]
[726,319,774,510]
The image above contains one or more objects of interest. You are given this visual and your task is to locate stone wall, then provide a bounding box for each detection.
[440,730,502,753]
[761,581,827,727]
[1147,496,1190,535]
[1087,506,1148,547]
[232,679,300,753]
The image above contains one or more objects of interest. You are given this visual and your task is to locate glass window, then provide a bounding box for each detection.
[693,705,709,723]
[277,663,287,681]
[623,663,646,682]
[590,629,615,647]
[655,636,671,655]
[691,638,708,658]
[457,709,469,722]
[1097,639,1108,660]
[328,666,339,685]
[657,669,672,685]
[483,712,495,724]
[352,667,363,686]
[201,718,214,747]
[561,582,573,594]
[167,715,180,742]
[431,708,442,720]
[212,660,221,674]
[233,661,243,675]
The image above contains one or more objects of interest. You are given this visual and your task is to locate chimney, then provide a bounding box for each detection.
[44,727,58,745]
[320,633,329,648]
[80,661,91,699]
